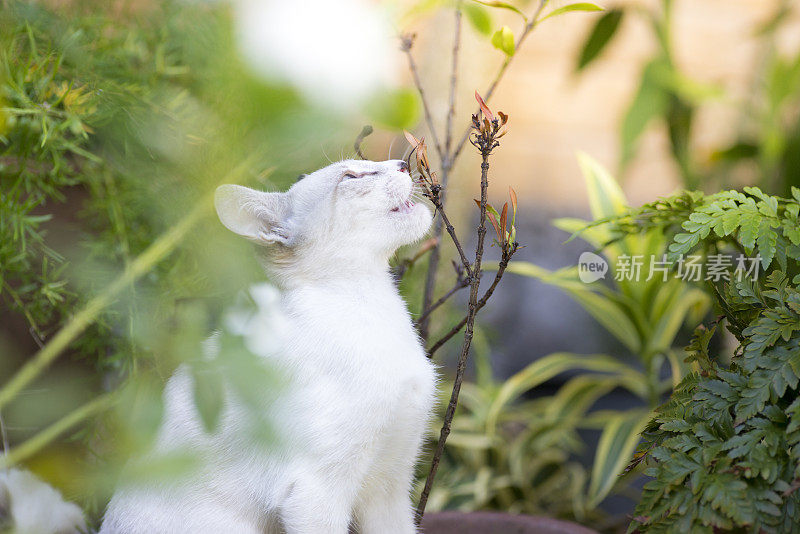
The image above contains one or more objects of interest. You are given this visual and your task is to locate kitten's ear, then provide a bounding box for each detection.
[214,184,292,245]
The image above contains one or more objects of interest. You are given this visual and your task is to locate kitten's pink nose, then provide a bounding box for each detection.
[397,160,409,174]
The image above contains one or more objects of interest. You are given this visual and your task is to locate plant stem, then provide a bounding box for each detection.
[418,228,443,341]
[417,5,461,340]
[434,197,473,278]
[451,0,549,162]
[417,1,542,340]
[415,151,491,523]
[415,275,469,327]
[401,39,444,162]
[0,394,116,469]
[427,245,518,357]
[0,163,255,411]
[444,5,462,160]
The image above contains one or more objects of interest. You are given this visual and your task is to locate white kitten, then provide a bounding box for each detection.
[101,159,437,533]
[0,468,87,534]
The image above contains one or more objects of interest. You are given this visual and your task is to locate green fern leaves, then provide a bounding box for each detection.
[624,190,800,533]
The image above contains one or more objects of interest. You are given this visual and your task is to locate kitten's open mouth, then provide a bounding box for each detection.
[391,199,415,214]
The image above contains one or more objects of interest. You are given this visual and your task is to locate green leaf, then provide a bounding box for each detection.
[491,26,515,56]
[757,218,779,269]
[505,261,642,353]
[738,211,760,251]
[621,58,669,165]
[191,362,225,433]
[470,0,527,22]
[486,352,645,434]
[553,217,612,250]
[711,142,759,163]
[364,88,421,130]
[648,285,709,356]
[576,9,623,72]
[587,410,651,509]
[577,152,628,219]
[463,3,493,35]
[541,3,604,22]
[546,375,620,422]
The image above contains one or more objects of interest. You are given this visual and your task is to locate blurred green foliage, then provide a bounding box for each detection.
[0,0,351,522]
[576,0,800,195]
[603,188,800,532]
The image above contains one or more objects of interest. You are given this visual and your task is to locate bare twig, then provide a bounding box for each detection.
[415,263,469,327]
[418,241,442,340]
[418,6,463,341]
[392,237,439,281]
[430,189,473,278]
[415,108,504,522]
[444,5,462,158]
[416,1,545,340]
[451,0,549,162]
[401,35,444,161]
[353,125,373,160]
[0,410,9,462]
[427,244,519,357]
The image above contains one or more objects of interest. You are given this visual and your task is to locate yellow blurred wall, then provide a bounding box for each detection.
[405,0,800,210]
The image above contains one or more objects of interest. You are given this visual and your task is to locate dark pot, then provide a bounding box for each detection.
[420,511,599,534]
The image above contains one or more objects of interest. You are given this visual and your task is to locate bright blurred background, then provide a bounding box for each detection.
[1,0,799,531]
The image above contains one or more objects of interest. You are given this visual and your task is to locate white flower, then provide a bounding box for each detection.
[233,0,396,108]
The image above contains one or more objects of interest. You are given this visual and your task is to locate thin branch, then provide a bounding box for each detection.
[417,1,544,340]
[0,410,9,461]
[401,35,444,161]
[417,190,473,339]
[427,244,519,357]
[392,237,439,280]
[418,237,442,341]
[415,268,469,327]
[353,125,373,160]
[418,5,463,341]
[444,5,462,159]
[415,134,493,523]
[1,279,44,344]
[451,0,549,162]
[432,192,473,278]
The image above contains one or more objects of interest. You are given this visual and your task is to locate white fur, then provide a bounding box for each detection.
[0,468,87,534]
[101,160,436,533]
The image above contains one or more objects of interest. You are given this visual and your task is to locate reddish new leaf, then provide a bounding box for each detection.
[487,211,503,242]
[500,202,508,240]
[509,186,518,214]
[404,130,421,147]
[475,91,494,121]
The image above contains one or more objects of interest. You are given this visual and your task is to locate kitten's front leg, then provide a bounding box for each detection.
[279,473,355,534]
[356,486,417,534]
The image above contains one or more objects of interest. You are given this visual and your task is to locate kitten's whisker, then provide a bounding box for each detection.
[387,137,397,160]
[321,145,333,164]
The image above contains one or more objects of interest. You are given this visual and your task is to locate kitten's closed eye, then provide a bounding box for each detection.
[343,171,378,180]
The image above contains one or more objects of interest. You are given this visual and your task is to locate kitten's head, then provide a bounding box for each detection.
[215,159,432,281]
